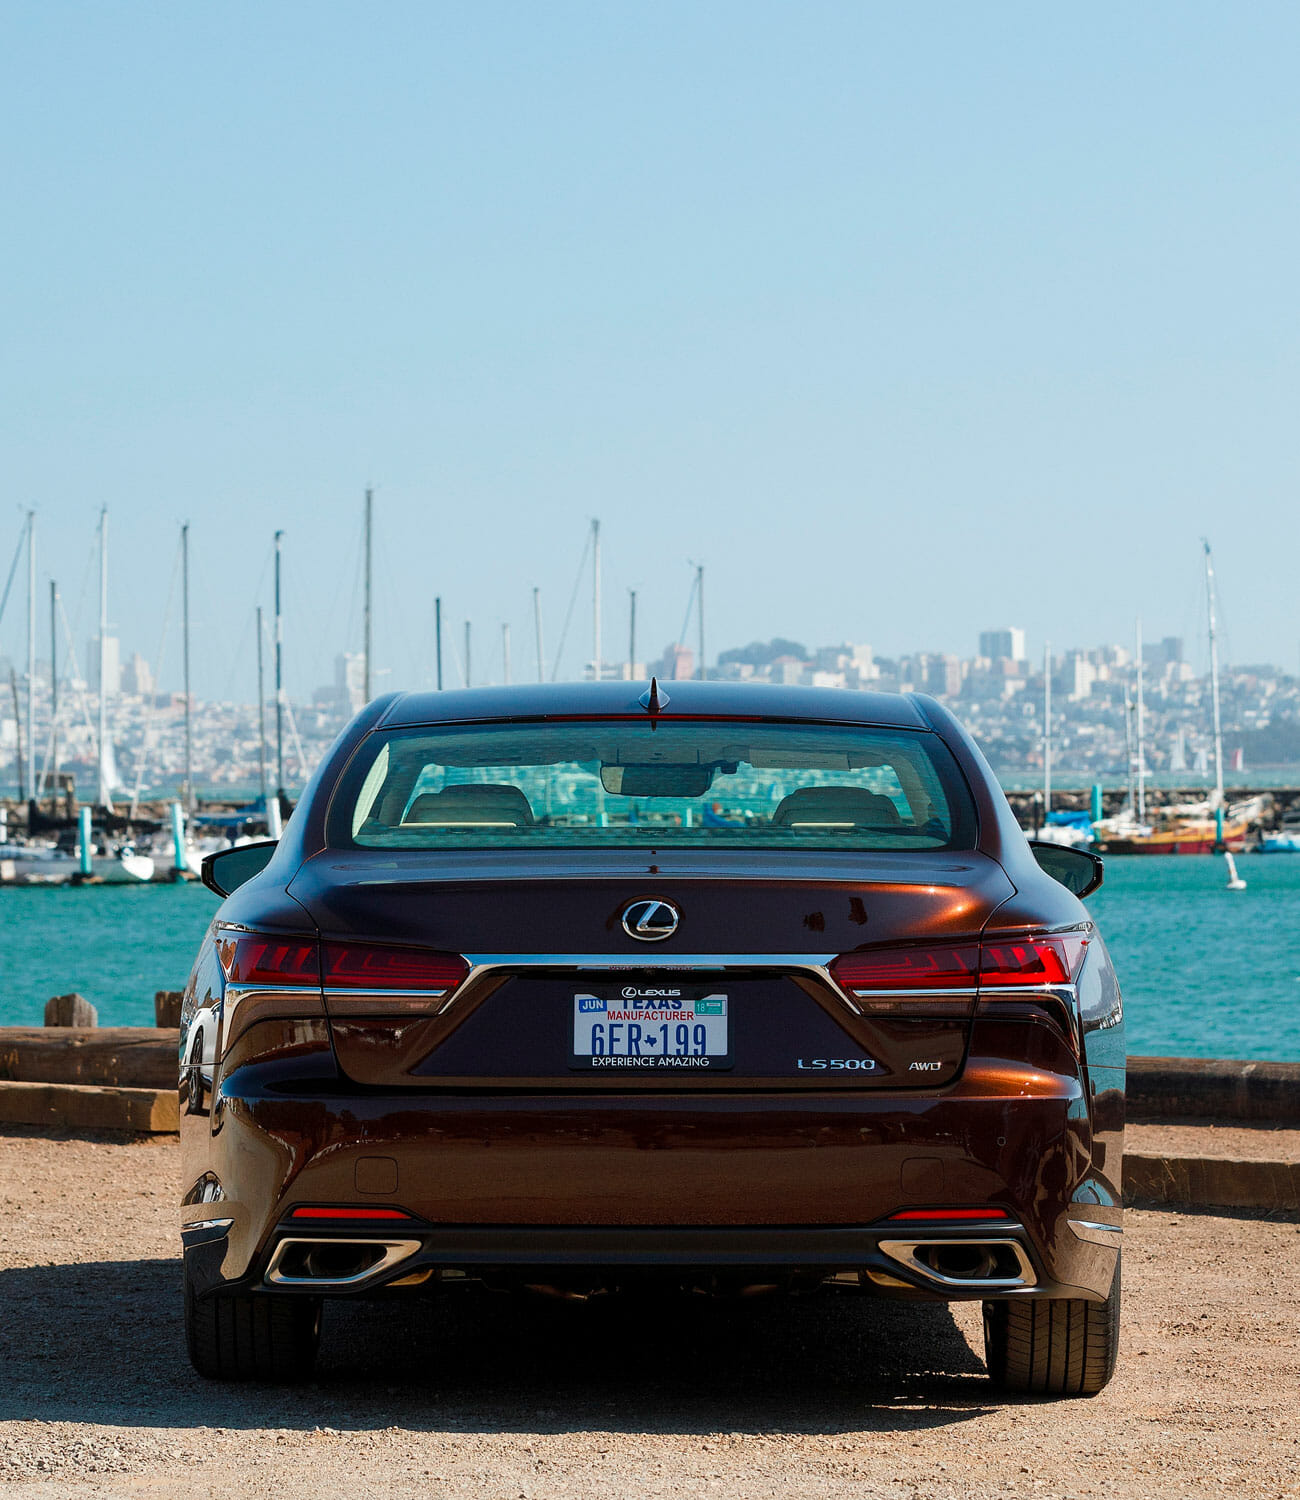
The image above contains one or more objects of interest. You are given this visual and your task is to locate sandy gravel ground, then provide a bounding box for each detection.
[0,1127,1297,1500]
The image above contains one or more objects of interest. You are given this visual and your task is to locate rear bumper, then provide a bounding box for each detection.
[181,1026,1122,1303]
[185,1216,1116,1302]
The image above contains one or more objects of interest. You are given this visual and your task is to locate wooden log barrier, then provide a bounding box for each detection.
[154,990,184,1028]
[44,993,98,1027]
[0,1027,177,1088]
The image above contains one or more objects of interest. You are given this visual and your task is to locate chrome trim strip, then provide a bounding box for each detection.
[878,1237,1038,1290]
[224,983,322,998]
[463,952,837,967]
[847,986,979,998]
[264,1237,422,1290]
[184,1217,234,1234]
[1067,1219,1124,1247]
[453,954,861,1016]
[980,982,1078,996]
[323,987,448,999]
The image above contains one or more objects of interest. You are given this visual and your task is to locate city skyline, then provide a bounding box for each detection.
[0,504,1289,710]
[4,610,1298,806]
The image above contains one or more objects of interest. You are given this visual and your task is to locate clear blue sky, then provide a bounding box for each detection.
[3,2,1298,698]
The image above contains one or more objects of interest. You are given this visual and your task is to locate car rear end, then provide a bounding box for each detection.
[181,685,1123,1393]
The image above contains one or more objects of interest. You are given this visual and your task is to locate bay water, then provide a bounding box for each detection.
[1,856,1297,1061]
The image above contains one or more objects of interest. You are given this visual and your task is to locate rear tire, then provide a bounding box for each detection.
[185,1263,321,1382]
[983,1258,1120,1397]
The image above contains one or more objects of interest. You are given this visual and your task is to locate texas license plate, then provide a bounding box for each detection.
[570,987,732,1071]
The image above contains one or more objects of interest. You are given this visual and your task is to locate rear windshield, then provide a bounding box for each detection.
[329,719,976,852]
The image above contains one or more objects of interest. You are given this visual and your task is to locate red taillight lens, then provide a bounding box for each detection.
[979,934,1087,986]
[320,942,468,992]
[226,934,320,985]
[887,1206,1010,1222]
[832,933,1087,996]
[289,1206,413,1221]
[831,945,979,990]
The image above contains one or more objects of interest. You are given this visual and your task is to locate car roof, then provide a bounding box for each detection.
[378,681,932,730]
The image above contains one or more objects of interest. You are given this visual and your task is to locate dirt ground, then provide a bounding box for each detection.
[0,1127,1297,1500]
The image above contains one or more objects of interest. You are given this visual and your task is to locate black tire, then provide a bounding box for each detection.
[185,1264,321,1381]
[983,1258,1120,1397]
[185,1035,204,1115]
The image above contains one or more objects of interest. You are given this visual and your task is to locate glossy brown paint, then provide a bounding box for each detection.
[180,683,1123,1316]
[184,1014,1114,1299]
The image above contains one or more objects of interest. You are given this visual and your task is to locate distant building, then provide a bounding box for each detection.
[122,652,154,696]
[1063,652,1097,701]
[318,653,368,714]
[978,627,1026,662]
[655,643,695,681]
[86,635,121,694]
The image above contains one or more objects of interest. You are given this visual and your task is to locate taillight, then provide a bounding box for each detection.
[321,942,468,992]
[831,945,979,991]
[830,944,979,1014]
[980,934,1087,987]
[224,934,320,985]
[831,932,1087,1012]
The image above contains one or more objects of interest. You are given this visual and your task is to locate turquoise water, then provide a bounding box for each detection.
[0,857,1297,1059]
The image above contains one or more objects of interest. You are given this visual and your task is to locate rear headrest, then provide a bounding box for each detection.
[404,784,535,826]
[771,786,902,828]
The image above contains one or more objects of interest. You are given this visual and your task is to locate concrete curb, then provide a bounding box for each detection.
[1123,1152,1300,1212]
[0,1080,178,1134]
[1127,1055,1300,1123]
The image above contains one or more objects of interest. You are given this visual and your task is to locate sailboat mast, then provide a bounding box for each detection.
[628,589,636,681]
[696,564,705,681]
[97,508,110,809]
[363,488,373,703]
[256,605,268,803]
[274,530,284,797]
[1043,641,1051,816]
[24,510,34,804]
[1135,617,1146,825]
[49,579,58,797]
[1122,684,1136,817]
[435,596,443,690]
[1203,540,1225,809]
[532,587,544,683]
[464,620,471,688]
[182,522,193,817]
[591,519,601,682]
[502,622,511,685]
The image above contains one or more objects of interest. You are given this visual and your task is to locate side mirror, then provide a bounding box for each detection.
[1028,841,1103,899]
[201,840,279,898]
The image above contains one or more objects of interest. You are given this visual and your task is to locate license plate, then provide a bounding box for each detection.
[570,988,732,1071]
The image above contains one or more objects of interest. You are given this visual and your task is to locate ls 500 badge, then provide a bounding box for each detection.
[797,1058,878,1071]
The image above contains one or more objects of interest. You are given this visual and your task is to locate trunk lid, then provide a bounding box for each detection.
[288,847,1015,1090]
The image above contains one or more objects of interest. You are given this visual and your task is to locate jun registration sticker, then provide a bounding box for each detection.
[570,987,732,1070]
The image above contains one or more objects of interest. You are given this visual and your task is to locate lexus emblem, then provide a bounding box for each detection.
[621,898,680,942]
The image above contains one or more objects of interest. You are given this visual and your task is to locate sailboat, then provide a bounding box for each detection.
[90,509,153,880]
[1094,545,1253,854]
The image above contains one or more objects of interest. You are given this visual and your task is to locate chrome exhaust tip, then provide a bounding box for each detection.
[878,1237,1037,1291]
[265,1237,421,1289]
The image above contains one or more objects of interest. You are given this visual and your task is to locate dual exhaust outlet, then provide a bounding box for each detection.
[266,1237,422,1289]
[877,1236,1037,1290]
[264,1232,1037,1294]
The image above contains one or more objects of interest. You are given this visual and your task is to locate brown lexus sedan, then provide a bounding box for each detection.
[180,681,1123,1393]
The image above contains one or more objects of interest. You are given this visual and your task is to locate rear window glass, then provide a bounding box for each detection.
[329,719,976,852]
